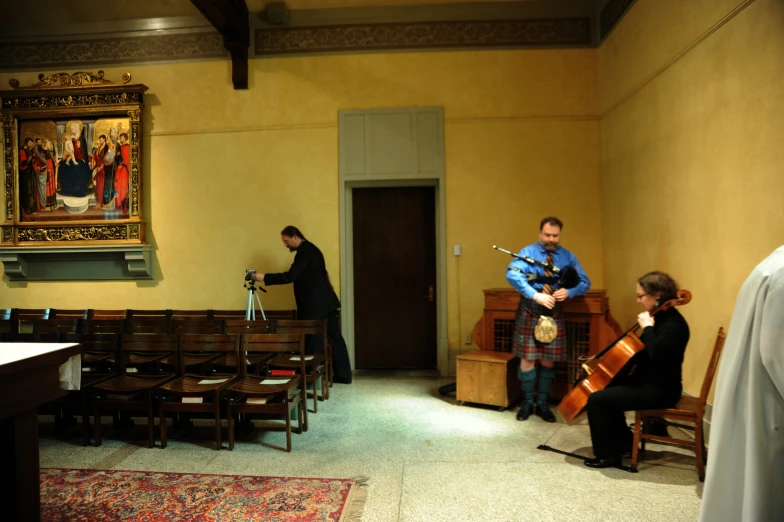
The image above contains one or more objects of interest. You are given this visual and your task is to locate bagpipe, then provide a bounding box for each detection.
[493,245,580,289]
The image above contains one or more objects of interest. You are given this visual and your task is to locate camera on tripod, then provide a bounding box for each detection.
[245,269,256,281]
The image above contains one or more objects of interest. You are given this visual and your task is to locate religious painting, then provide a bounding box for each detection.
[1,71,148,245]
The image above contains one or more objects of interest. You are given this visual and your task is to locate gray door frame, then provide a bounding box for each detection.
[338,107,447,376]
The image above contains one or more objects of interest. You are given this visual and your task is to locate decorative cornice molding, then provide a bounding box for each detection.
[256,18,592,56]
[0,32,226,70]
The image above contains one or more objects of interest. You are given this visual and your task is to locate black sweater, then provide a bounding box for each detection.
[263,240,341,320]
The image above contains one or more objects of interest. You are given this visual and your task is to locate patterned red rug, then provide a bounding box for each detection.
[41,468,367,521]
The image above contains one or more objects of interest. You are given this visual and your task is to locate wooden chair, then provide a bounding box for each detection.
[273,319,329,407]
[92,333,178,447]
[264,309,297,320]
[127,309,173,319]
[221,320,274,374]
[91,309,128,320]
[49,309,91,319]
[15,308,50,332]
[0,308,15,335]
[4,332,62,342]
[79,319,127,334]
[31,318,80,334]
[173,319,224,334]
[226,334,308,452]
[171,310,211,320]
[47,333,120,445]
[631,327,727,481]
[208,310,247,319]
[158,334,240,450]
[125,317,173,334]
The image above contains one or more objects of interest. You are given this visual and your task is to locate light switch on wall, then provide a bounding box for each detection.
[453,244,461,256]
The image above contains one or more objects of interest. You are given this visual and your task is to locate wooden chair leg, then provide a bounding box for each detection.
[227,398,234,451]
[93,394,102,447]
[214,395,221,451]
[82,395,91,447]
[301,391,308,432]
[159,404,167,449]
[631,412,643,472]
[285,397,292,452]
[147,392,155,448]
[695,420,706,482]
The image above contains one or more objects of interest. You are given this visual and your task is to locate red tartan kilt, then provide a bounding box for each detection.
[513,297,567,361]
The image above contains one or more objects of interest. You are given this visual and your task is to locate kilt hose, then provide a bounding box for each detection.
[513,295,567,361]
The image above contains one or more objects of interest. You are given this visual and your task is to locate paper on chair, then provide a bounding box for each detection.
[197,378,229,385]
[290,356,314,361]
[260,379,290,385]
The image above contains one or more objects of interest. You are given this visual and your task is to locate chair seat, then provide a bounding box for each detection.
[269,354,324,369]
[95,374,175,393]
[83,352,114,363]
[227,377,297,396]
[641,395,699,418]
[160,374,237,394]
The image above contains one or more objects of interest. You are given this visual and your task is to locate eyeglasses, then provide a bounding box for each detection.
[636,293,649,299]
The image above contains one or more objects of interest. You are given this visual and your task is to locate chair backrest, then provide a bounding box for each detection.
[178,333,239,374]
[240,334,306,378]
[173,319,224,334]
[15,308,51,332]
[0,309,15,334]
[275,319,327,352]
[91,309,128,320]
[5,332,62,342]
[208,310,248,319]
[127,309,173,319]
[697,327,728,415]
[263,309,298,320]
[49,308,91,319]
[32,318,80,334]
[80,319,127,334]
[223,319,272,335]
[119,333,178,374]
[125,317,173,334]
[62,332,120,377]
[171,310,211,320]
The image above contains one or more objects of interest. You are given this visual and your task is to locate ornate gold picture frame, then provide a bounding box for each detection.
[1,71,147,246]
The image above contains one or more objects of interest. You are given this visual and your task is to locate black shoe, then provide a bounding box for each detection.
[516,403,533,421]
[647,419,669,437]
[584,455,622,469]
[333,376,352,384]
[535,403,557,423]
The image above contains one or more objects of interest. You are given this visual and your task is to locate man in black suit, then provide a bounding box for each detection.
[251,226,352,384]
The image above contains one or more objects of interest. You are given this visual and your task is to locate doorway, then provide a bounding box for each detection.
[352,187,437,369]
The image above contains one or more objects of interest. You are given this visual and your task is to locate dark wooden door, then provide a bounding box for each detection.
[353,187,436,369]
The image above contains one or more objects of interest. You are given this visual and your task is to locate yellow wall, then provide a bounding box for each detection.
[599,0,784,395]
[0,49,605,362]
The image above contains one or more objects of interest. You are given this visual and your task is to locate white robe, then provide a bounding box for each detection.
[699,245,784,522]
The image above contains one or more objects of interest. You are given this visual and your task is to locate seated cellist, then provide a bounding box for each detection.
[584,271,690,469]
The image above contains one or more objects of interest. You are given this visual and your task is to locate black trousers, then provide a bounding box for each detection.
[306,310,352,383]
[586,384,679,458]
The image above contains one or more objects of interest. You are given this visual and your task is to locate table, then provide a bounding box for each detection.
[0,343,82,522]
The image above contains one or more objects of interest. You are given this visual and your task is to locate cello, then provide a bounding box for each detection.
[556,289,692,424]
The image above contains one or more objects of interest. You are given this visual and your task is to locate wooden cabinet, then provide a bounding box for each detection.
[456,350,521,410]
[471,289,622,401]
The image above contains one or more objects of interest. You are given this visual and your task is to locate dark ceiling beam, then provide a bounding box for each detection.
[190,0,249,89]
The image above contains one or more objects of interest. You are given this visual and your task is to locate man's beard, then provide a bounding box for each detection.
[288,246,297,252]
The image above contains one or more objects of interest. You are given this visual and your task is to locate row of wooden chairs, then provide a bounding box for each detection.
[0,308,297,331]
[10,332,316,452]
[1,315,334,395]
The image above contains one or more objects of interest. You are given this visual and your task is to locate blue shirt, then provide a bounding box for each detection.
[505,243,591,300]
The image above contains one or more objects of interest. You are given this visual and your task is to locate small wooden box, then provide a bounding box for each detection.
[456,350,521,410]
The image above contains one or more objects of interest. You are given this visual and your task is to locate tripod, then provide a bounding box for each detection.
[244,279,267,320]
